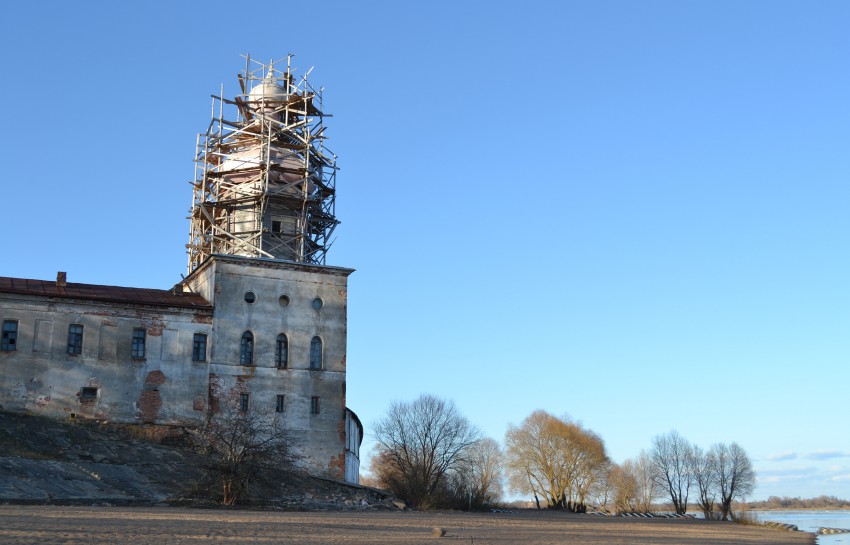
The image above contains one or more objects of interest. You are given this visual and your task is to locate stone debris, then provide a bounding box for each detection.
[817,527,850,535]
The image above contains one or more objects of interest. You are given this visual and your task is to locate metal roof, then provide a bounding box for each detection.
[0,277,212,310]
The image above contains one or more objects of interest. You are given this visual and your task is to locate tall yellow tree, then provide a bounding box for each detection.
[505,410,609,511]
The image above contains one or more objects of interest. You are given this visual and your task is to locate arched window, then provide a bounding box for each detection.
[240,331,254,365]
[309,336,323,369]
[276,334,288,368]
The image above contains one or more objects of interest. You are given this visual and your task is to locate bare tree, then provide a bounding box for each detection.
[609,451,656,514]
[505,410,609,512]
[609,462,639,513]
[446,437,504,510]
[713,442,755,520]
[372,394,481,508]
[650,430,694,515]
[193,391,297,505]
[632,450,658,512]
[691,445,719,519]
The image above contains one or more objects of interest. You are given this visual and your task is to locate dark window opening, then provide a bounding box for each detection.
[67,324,83,355]
[193,333,207,362]
[1,320,18,351]
[240,393,250,412]
[309,336,322,369]
[271,220,282,233]
[131,328,146,359]
[244,291,256,304]
[80,387,98,399]
[276,334,288,368]
[240,331,254,365]
[276,394,285,413]
[310,396,320,415]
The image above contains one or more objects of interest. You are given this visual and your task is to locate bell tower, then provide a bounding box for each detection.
[187,55,338,273]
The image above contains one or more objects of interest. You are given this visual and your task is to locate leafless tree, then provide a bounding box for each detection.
[372,394,481,508]
[650,430,694,515]
[713,442,755,520]
[446,437,504,509]
[691,445,719,519]
[609,451,656,514]
[193,390,298,505]
[632,450,658,512]
[609,462,639,513]
[505,410,609,512]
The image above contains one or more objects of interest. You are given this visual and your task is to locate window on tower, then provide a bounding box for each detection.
[240,331,254,366]
[309,336,323,369]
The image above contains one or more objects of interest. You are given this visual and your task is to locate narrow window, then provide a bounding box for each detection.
[131,328,146,359]
[192,333,207,362]
[67,324,84,355]
[276,334,288,368]
[309,336,323,369]
[276,394,285,413]
[1,320,18,351]
[240,393,250,412]
[240,331,254,365]
[80,387,98,399]
[271,219,282,233]
[311,396,320,415]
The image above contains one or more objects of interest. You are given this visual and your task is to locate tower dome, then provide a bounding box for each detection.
[248,72,287,115]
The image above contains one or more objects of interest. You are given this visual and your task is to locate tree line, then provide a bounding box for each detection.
[747,495,850,510]
[369,394,757,517]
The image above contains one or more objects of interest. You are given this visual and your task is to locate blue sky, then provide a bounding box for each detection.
[1,1,848,501]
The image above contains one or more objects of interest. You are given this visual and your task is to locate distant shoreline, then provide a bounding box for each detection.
[747,507,850,511]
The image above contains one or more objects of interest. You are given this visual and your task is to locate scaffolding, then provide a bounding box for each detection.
[187,54,338,274]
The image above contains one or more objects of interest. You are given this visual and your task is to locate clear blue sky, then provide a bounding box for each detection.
[1,1,848,501]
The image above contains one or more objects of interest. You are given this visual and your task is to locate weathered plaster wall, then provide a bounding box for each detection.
[185,255,353,479]
[0,293,213,425]
[0,256,355,481]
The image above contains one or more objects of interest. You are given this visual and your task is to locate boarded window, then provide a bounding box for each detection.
[131,328,146,359]
[1,320,17,351]
[67,324,83,355]
[193,333,207,362]
[240,331,254,365]
[309,336,322,369]
[276,334,288,368]
[33,320,53,353]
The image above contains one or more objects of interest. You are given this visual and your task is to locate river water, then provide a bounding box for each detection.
[750,510,850,545]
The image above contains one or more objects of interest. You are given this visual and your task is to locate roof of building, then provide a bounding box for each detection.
[0,276,212,310]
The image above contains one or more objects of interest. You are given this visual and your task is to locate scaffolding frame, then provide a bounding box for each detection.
[187,54,338,274]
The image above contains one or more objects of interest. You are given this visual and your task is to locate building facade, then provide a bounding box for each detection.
[0,56,361,482]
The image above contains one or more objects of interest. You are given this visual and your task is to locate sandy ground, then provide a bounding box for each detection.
[0,506,815,545]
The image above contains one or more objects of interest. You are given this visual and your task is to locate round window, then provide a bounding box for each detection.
[279,295,290,307]
[312,297,323,310]
[244,291,256,304]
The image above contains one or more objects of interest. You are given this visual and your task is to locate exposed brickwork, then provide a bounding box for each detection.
[144,370,166,386]
[327,452,346,480]
[192,313,213,324]
[136,371,166,423]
